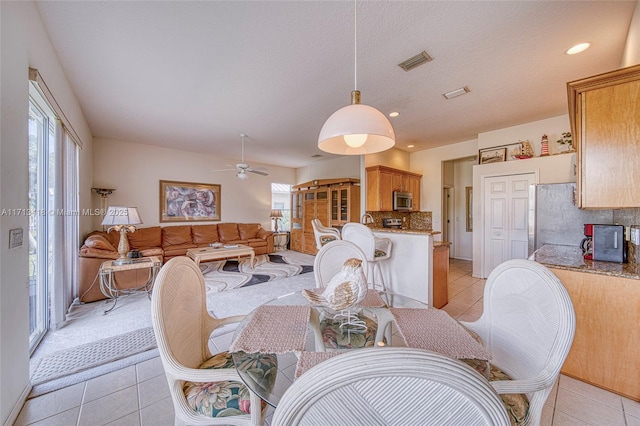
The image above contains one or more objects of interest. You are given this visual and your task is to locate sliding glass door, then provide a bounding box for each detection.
[28,99,55,352]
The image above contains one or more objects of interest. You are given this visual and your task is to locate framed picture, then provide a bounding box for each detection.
[478,147,507,165]
[160,180,221,222]
[465,187,473,232]
[9,228,23,249]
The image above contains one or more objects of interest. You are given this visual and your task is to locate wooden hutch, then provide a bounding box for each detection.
[290,178,360,255]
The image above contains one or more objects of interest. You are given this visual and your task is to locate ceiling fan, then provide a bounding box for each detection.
[212,133,269,180]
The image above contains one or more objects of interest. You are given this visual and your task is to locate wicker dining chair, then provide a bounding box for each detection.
[460,259,576,426]
[151,256,268,426]
[272,347,511,426]
[311,218,341,250]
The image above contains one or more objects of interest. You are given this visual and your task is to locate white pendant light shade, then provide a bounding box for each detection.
[318,102,395,155]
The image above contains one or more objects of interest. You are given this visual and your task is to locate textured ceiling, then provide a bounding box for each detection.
[36,1,636,168]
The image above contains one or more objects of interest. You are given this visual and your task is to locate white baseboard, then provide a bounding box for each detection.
[3,381,32,426]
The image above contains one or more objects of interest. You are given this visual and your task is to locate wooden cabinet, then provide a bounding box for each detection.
[432,243,450,308]
[290,229,302,252]
[568,64,640,208]
[291,178,360,255]
[550,268,640,401]
[330,184,360,226]
[366,165,422,212]
[303,189,330,254]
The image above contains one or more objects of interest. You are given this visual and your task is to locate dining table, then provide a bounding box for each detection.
[229,289,492,408]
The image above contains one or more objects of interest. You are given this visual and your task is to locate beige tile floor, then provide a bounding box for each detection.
[16,259,640,425]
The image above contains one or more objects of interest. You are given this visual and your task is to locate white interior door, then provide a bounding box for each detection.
[483,173,534,275]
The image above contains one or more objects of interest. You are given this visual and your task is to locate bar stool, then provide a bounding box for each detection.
[341,222,392,292]
[311,219,341,250]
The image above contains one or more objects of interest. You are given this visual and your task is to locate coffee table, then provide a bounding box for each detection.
[186,244,256,268]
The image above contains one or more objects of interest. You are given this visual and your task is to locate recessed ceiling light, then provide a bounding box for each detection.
[389,112,400,117]
[443,86,471,100]
[407,145,414,148]
[566,42,591,55]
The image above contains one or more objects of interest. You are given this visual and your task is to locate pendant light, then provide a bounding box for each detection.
[318,0,395,155]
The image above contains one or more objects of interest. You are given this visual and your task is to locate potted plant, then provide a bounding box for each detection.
[556,132,573,152]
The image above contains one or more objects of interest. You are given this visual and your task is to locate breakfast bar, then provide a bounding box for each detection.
[369,228,438,306]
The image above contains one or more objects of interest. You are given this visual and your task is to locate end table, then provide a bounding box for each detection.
[99,256,162,314]
[273,232,290,252]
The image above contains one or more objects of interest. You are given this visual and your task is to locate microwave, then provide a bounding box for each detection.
[393,191,413,211]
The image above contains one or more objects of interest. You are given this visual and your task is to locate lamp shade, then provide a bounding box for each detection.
[318,103,396,155]
[101,206,143,226]
[270,209,283,218]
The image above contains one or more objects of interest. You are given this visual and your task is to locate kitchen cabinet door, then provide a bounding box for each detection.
[568,64,640,208]
[366,167,393,211]
[406,175,421,211]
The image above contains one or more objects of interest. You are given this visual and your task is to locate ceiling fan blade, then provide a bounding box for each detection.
[211,168,236,172]
[248,169,269,176]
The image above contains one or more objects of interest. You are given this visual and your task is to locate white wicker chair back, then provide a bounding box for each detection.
[272,347,511,426]
[313,240,368,288]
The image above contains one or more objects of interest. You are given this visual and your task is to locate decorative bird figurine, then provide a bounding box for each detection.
[303,258,367,311]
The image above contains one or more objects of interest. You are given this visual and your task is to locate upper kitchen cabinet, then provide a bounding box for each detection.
[366,165,422,212]
[568,64,640,208]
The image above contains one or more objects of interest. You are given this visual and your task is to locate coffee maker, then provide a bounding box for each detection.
[581,224,626,263]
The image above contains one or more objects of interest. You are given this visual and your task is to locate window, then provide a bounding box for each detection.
[28,76,80,353]
[271,183,291,231]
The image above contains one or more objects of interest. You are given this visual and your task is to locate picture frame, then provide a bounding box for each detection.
[159,180,221,222]
[478,147,507,165]
[9,228,23,249]
[465,187,473,232]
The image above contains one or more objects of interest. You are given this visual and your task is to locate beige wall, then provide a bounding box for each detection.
[295,156,360,184]
[410,139,478,236]
[453,158,475,260]
[0,2,94,423]
[622,0,640,67]
[92,138,296,231]
[478,114,571,155]
[364,147,410,170]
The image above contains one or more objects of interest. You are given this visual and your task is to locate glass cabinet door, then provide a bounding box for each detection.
[340,188,348,222]
[331,189,339,221]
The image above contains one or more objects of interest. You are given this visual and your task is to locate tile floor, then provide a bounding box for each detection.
[15,259,640,425]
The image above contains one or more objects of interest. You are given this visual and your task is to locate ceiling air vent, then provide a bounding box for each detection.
[398,51,433,71]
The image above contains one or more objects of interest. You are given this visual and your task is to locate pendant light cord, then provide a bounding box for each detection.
[354,0,358,91]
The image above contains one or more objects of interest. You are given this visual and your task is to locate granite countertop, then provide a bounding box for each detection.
[433,241,451,248]
[368,227,441,236]
[530,244,640,280]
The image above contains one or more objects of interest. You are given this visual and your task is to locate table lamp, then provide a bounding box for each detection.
[101,206,142,265]
[270,209,283,233]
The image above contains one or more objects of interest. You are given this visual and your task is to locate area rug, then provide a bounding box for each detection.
[200,252,313,293]
[30,327,157,389]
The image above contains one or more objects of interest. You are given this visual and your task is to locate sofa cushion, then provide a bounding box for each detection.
[162,226,192,247]
[79,247,119,259]
[247,238,267,247]
[238,223,261,240]
[140,247,164,257]
[218,223,240,242]
[256,228,273,240]
[192,224,219,245]
[128,226,162,249]
[223,239,248,246]
[163,243,198,258]
[84,234,116,252]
